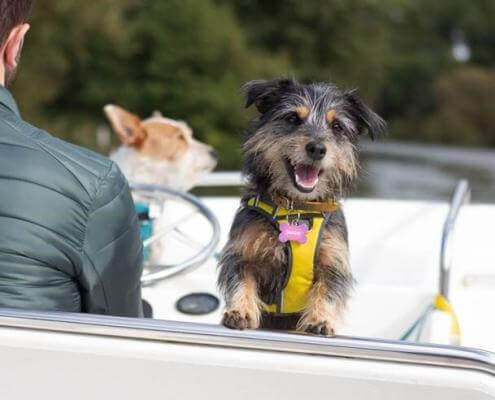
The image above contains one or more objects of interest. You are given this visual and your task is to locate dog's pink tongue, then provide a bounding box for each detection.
[294,164,319,188]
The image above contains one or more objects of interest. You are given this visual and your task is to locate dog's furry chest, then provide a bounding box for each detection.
[256,237,290,305]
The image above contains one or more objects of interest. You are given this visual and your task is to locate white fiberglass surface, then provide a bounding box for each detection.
[142,197,495,350]
[0,326,494,400]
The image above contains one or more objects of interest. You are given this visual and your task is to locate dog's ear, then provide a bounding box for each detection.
[104,105,147,146]
[243,78,295,114]
[344,92,387,140]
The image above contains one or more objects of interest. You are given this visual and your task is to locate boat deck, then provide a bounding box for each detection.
[143,196,495,351]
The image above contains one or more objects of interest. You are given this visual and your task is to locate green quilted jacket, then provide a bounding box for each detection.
[0,86,143,317]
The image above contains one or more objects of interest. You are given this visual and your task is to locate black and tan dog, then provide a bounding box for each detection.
[217,78,386,335]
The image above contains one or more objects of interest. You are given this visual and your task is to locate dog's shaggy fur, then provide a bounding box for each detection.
[104,105,217,192]
[217,78,386,335]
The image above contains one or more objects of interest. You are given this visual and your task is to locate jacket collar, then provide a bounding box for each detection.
[0,85,20,117]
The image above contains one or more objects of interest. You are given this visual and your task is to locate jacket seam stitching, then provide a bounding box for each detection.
[81,249,111,313]
[95,213,138,254]
[0,175,90,212]
[0,214,83,249]
[36,140,94,198]
[80,162,114,312]
[90,180,126,212]
[1,117,106,197]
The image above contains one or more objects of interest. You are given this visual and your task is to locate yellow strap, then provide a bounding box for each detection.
[281,215,324,313]
[263,303,277,313]
[246,197,325,315]
[434,294,461,343]
[246,197,316,217]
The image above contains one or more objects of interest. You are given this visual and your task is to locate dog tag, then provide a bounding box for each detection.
[278,222,308,244]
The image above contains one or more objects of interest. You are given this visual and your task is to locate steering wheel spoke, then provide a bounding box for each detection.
[130,183,220,284]
[142,210,199,248]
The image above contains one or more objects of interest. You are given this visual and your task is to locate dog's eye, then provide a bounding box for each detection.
[285,112,302,125]
[331,120,344,134]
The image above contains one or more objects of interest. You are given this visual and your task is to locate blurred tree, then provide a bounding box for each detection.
[218,0,393,103]
[12,0,287,168]
[114,0,287,168]
[222,0,495,147]
[422,66,495,146]
[382,0,495,144]
[12,0,134,150]
[9,0,495,170]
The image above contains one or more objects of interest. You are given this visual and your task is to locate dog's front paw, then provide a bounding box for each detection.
[222,309,259,330]
[297,319,335,336]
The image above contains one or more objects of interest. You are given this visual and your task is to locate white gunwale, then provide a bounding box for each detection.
[0,308,494,376]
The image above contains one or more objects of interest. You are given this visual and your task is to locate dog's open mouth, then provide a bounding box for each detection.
[285,159,322,193]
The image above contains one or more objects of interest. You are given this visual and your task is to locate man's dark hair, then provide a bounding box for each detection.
[0,0,33,46]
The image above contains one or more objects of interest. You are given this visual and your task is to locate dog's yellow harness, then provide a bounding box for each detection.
[245,196,339,315]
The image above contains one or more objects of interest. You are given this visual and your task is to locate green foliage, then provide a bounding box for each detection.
[12,0,135,150]
[115,0,286,167]
[218,0,393,102]
[224,0,495,147]
[12,0,287,168]
[422,66,495,146]
[9,0,495,170]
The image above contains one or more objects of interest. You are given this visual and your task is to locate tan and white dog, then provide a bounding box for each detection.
[104,105,218,192]
[104,105,218,265]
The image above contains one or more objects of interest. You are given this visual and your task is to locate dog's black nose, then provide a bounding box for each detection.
[209,149,219,161]
[305,142,326,160]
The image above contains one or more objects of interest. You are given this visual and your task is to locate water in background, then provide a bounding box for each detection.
[358,141,495,203]
[194,141,495,203]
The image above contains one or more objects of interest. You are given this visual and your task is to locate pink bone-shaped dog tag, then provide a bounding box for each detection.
[278,222,308,244]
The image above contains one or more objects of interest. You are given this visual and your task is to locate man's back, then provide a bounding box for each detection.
[0,86,143,316]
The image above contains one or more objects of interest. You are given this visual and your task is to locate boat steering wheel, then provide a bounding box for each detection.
[130,183,221,285]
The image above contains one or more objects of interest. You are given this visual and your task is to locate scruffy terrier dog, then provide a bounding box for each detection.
[218,78,386,335]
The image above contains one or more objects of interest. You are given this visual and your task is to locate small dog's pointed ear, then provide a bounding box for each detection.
[344,92,387,140]
[243,78,295,114]
[104,104,147,146]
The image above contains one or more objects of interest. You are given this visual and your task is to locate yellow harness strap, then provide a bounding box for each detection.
[434,294,461,344]
[245,197,331,315]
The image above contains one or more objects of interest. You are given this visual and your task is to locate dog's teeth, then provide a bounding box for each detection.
[295,174,319,189]
[294,164,320,189]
